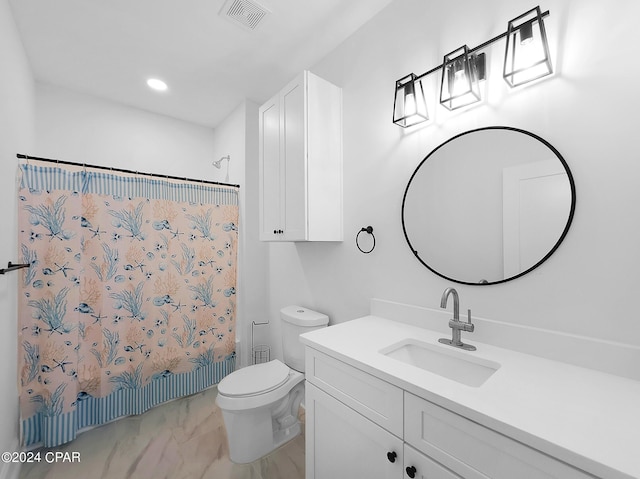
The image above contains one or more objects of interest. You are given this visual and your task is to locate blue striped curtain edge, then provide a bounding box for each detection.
[21,355,236,448]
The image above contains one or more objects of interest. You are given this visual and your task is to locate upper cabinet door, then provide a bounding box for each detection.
[280,74,307,241]
[258,95,281,241]
[258,71,342,242]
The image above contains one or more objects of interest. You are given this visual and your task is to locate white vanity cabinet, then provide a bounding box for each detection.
[306,383,464,479]
[403,445,466,479]
[306,383,403,479]
[305,347,595,479]
[258,70,342,242]
[305,348,467,479]
[305,348,404,479]
[404,393,593,479]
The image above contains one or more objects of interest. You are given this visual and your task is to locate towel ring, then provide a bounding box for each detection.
[356,226,376,254]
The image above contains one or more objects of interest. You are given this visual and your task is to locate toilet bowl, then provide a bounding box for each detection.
[215,306,329,464]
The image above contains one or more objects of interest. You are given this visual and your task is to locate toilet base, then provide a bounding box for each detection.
[220,381,304,464]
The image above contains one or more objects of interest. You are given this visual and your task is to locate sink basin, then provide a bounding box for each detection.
[380,339,500,387]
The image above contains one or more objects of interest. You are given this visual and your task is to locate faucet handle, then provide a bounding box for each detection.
[464,309,475,332]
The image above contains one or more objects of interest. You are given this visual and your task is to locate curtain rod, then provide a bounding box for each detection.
[17,153,241,189]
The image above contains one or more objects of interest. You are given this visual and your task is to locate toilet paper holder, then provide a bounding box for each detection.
[251,320,270,365]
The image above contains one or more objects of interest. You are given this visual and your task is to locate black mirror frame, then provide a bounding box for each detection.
[401,126,576,286]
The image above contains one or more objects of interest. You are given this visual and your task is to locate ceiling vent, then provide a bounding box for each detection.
[219,0,271,31]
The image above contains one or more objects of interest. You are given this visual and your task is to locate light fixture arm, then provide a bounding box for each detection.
[412,9,550,83]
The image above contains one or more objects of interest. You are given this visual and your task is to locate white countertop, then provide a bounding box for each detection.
[300,315,640,479]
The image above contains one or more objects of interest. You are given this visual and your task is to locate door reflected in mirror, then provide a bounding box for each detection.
[401,127,576,285]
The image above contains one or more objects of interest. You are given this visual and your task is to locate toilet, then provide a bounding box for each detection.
[215,305,329,463]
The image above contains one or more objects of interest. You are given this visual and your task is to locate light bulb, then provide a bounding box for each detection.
[452,69,467,96]
[147,78,168,92]
[405,91,417,116]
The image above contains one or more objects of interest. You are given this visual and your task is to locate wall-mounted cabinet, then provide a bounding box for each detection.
[258,71,342,242]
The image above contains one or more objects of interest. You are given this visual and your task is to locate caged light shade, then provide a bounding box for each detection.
[393,73,429,127]
[503,6,553,87]
[439,46,483,111]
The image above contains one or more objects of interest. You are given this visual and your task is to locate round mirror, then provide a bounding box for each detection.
[402,126,575,285]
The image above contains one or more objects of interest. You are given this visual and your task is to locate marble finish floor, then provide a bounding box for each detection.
[19,387,305,479]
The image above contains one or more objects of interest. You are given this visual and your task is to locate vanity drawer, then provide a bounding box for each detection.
[305,347,403,437]
[404,393,594,479]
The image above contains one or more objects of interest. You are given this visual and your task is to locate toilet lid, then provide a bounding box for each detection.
[218,359,290,398]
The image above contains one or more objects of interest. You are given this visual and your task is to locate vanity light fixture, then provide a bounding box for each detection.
[503,6,553,87]
[393,73,429,127]
[440,47,485,111]
[393,5,552,128]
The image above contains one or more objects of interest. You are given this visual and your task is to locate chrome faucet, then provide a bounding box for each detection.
[438,287,476,351]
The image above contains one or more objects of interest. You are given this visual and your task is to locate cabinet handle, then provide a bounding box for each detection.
[386,451,397,463]
[406,466,417,478]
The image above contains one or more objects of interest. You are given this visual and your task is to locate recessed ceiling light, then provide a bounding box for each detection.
[147,78,168,92]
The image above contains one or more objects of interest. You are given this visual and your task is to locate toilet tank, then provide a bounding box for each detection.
[281,306,329,372]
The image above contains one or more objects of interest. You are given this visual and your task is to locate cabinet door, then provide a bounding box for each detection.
[306,382,403,479]
[280,74,307,241]
[259,95,282,241]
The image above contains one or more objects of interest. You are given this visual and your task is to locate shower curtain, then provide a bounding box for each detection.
[16,162,238,448]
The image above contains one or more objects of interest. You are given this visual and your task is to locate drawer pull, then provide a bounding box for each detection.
[386,451,397,463]
[406,465,417,478]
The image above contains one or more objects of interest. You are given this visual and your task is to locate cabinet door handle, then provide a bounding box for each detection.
[406,465,417,478]
[386,451,397,463]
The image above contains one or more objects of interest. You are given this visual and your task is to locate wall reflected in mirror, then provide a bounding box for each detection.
[402,127,575,285]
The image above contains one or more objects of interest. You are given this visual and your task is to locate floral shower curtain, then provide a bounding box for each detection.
[17,162,238,448]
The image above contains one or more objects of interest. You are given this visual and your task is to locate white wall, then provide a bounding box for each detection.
[210,100,267,367]
[210,103,246,187]
[0,0,34,474]
[265,0,640,370]
[242,102,270,365]
[35,84,217,178]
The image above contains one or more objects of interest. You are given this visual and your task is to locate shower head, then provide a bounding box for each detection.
[213,155,230,168]
[212,155,232,182]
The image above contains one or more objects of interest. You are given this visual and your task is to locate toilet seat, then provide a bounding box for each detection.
[218,360,290,398]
